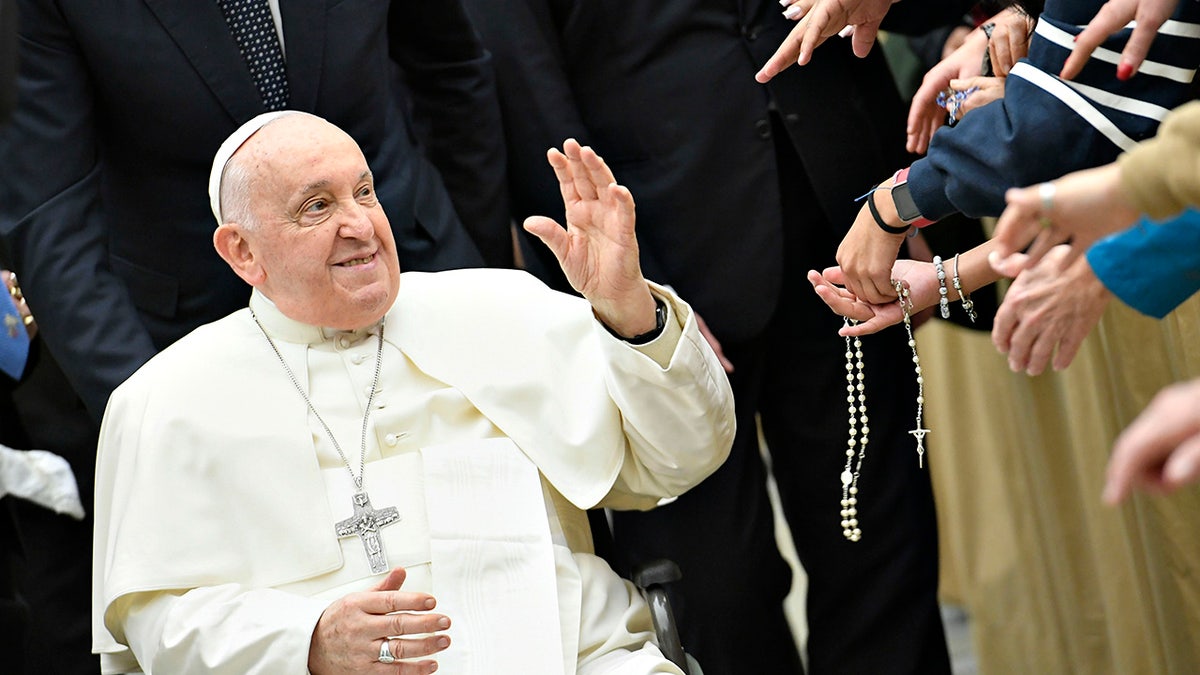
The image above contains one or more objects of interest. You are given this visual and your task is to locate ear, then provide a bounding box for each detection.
[213,223,265,286]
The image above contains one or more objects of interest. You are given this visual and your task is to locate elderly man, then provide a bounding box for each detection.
[90,111,733,675]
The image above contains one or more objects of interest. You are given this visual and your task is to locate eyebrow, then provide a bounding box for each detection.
[297,171,372,195]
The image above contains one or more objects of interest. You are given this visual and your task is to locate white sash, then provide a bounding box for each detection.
[422,438,564,674]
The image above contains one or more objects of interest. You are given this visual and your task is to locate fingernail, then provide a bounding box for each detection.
[1117,62,1134,80]
[437,617,450,629]
[425,597,436,609]
[1072,35,1078,42]
[437,637,450,648]
[783,5,802,18]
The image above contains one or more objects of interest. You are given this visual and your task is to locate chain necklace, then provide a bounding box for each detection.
[250,308,400,574]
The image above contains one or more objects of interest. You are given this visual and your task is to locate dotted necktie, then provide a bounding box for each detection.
[218,0,290,111]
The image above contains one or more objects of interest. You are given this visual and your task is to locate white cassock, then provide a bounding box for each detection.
[92,269,734,675]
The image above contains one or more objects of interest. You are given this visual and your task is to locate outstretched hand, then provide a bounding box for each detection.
[906,25,988,154]
[308,568,450,675]
[1104,378,1200,504]
[756,0,896,82]
[1061,0,1176,80]
[991,247,1110,375]
[808,259,936,336]
[524,139,657,338]
[989,163,1139,277]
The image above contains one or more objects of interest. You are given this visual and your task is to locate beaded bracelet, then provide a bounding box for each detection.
[933,255,950,319]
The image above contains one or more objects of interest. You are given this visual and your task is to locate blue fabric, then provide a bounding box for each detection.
[908,0,1200,221]
[1087,207,1200,319]
[0,290,29,381]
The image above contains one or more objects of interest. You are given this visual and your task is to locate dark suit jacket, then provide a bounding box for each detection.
[464,0,967,343]
[0,0,507,421]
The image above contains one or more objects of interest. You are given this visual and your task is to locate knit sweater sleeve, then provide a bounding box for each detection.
[1118,101,1200,219]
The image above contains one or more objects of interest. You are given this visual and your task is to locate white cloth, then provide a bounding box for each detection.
[0,443,84,519]
[93,268,734,674]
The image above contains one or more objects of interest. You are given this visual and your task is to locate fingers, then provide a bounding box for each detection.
[377,635,450,672]
[578,144,618,197]
[546,146,579,207]
[756,20,805,82]
[991,186,1043,262]
[1002,310,1057,373]
[1116,18,1164,80]
[371,567,408,593]
[989,30,1013,76]
[355,587,439,617]
[561,139,598,201]
[1105,382,1200,504]
[991,293,1017,354]
[694,313,734,373]
[808,269,875,323]
[523,215,568,263]
[849,20,882,58]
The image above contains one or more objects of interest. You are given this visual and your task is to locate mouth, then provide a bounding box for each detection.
[336,253,376,267]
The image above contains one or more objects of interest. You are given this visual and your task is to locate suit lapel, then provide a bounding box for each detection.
[279,0,328,113]
[142,0,265,123]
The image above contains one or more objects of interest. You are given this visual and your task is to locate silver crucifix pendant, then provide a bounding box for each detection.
[335,491,401,574]
[909,428,930,468]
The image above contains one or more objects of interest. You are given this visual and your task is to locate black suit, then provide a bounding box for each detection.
[464,1,963,672]
[0,2,506,671]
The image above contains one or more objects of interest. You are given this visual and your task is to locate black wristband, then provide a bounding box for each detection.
[866,188,912,235]
[606,296,667,345]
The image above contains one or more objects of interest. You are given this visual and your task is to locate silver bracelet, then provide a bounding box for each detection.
[952,253,977,323]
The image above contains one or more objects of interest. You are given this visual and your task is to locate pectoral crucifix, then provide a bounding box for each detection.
[335,491,400,574]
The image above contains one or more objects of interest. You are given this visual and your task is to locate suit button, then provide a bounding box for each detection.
[755,119,772,140]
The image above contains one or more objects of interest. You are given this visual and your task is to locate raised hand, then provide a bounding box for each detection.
[308,568,451,675]
[524,139,657,338]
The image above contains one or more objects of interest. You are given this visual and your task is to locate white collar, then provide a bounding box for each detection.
[249,290,382,346]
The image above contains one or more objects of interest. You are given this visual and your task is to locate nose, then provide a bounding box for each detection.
[336,201,375,240]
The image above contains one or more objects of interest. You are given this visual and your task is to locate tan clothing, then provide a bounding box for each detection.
[1119,100,1200,218]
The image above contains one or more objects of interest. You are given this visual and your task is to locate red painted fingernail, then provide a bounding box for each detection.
[1117,62,1134,80]
[1072,35,1078,42]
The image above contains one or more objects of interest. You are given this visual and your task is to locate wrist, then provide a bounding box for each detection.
[890,167,936,228]
[601,295,667,344]
[865,181,911,236]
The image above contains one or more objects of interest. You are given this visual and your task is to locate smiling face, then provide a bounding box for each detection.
[215,115,401,329]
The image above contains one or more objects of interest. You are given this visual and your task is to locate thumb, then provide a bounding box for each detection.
[524,216,569,262]
[371,567,408,592]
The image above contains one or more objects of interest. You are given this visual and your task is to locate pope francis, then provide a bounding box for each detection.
[90,111,735,675]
